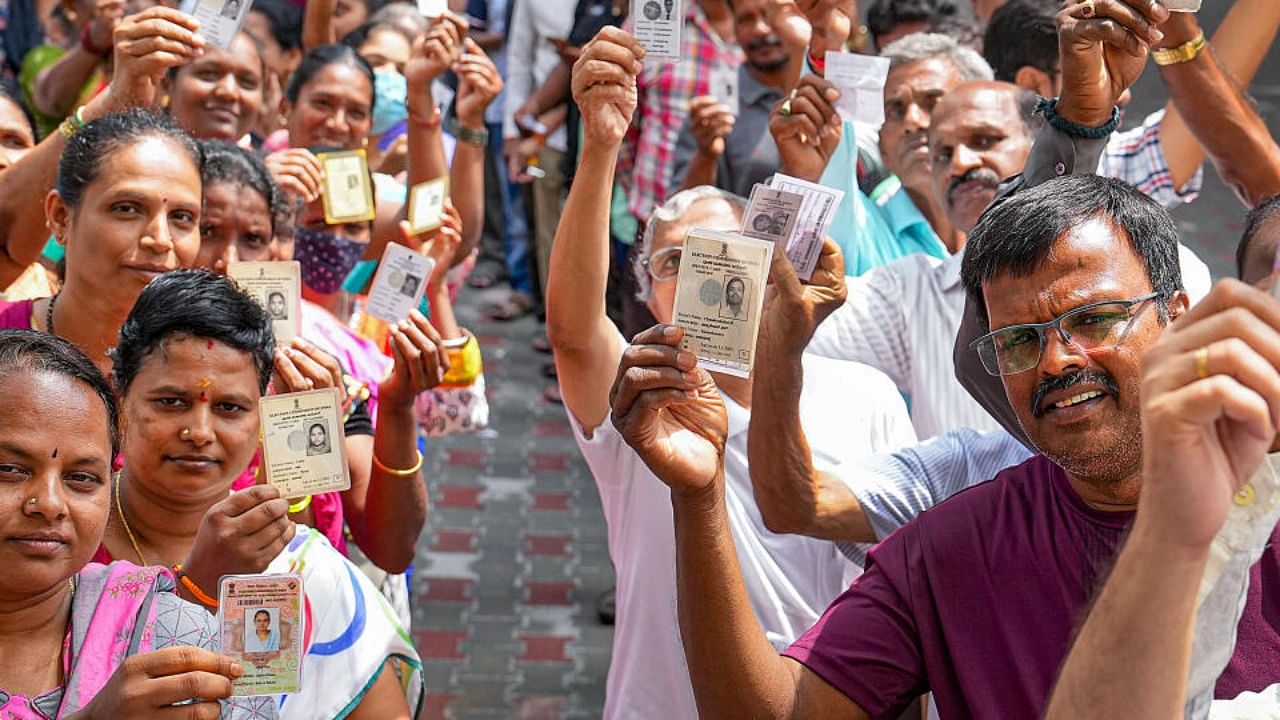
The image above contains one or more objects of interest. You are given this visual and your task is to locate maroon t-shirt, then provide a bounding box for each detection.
[784,455,1280,719]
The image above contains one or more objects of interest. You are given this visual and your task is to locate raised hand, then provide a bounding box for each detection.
[759,238,847,356]
[181,485,296,599]
[454,38,504,128]
[272,338,346,394]
[381,309,451,405]
[264,148,323,203]
[71,647,241,719]
[611,325,728,496]
[398,199,464,282]
[107,7,206,109]
[406,13,468,94]
[1056,0,1169,126]
[769,74,842,182]
[793,0,853,61]
[572,27,644,148]
[1138,279,1280,550]
[689,96,735,157]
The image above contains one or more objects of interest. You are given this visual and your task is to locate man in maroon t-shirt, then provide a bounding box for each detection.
[603,6,1280,720]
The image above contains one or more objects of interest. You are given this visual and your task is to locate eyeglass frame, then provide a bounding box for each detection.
[641,246,683,282]
[968,292,1162,377]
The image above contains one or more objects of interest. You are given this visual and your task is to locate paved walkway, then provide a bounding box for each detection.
[411,286,613,720]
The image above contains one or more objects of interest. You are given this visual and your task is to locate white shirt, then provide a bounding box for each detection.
[807,245,1213,441]
[571,350,915,720]
[501,0,574,151]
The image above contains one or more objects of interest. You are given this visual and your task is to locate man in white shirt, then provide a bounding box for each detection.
[547,27,915,719]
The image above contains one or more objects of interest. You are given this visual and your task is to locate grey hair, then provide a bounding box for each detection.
[881,32,993,81]
[634,186,748,302]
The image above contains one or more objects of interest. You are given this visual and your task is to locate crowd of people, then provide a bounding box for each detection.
[0,0,1277,715]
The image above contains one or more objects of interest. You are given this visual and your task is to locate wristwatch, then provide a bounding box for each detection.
[1152,30,1207,66]
[448,117,489,147]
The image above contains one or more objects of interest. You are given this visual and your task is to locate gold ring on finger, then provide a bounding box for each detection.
[1080,0,1096,18]
[1194,346,1209,380]
[780,100,792,116]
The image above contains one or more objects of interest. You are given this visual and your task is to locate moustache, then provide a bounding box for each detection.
[1031,368,1120,418]
[746,35,783,52]
[899,131,928,159]
[946,167,1002,205]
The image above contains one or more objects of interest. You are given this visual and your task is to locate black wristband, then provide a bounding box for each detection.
[1035,97,1120,140]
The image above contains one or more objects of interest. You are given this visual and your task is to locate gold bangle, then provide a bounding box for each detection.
[372,449,424,476]
[288,495,313,514]
[1152,30,1207,66]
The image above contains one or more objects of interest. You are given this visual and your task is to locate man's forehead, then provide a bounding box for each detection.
[886,56,966,97]
[930,83,1021,134]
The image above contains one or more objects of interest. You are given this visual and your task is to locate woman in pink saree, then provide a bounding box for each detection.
[0,329,272,719]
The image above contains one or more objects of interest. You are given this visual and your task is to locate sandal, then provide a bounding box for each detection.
[486,291,534,322]
[467,263,506,289]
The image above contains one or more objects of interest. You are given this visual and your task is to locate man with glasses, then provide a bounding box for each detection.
[545,27,917,719]
[611,170,1280,718]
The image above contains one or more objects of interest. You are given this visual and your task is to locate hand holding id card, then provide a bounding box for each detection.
[259,388,351,497]
[365,243,436,325]
[408,177,449,234]
[228,261,301,346]
[670,228,773,378]
[766,173,844,281]
[179,0,250,50]
[220,574,304,696]
[317,150,377,225]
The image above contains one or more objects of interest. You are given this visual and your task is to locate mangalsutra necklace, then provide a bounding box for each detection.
[45,294,59,335]
[113,474,149,565]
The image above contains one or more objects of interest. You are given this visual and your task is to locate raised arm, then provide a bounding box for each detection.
[749,240,879,542]
[613,324,866,719]
[0,7,203,287]
[1155,1,1280,208]
[545,28,640,432]
[1045,280,1280,719]
[302,0,337,49]
[449,37,503,262]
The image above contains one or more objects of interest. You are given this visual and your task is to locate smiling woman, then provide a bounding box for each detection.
[166,30,268,142]
[0,110,203,374]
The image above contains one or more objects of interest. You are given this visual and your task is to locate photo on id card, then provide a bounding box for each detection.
[227,261,301,346]
[365,242,436,324]
[317,150,376,224]
[180,0,250,50]
[671,228,773,378]
[259,388,351,497]
[741,184,802,247]
[408,177,448,234]
[220,574,304,697]
[630,0,682,60]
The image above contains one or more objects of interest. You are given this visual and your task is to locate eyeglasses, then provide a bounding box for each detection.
[642,246,682,282]
[969,293,1159,376]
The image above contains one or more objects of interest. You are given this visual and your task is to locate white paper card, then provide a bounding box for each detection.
[1163,0,1201,10]
[631,0,683,60]
[227,261,301,347]
[418,0,447,18]
[181,0,250,50]
[431,80,455,112]
[709,65,739,112]
[767,173,844,280]
[670,228,773,378]
[366,242,435,325]
[824,51,891,126]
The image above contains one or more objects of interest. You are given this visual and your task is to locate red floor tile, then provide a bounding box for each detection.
[524,534,571,557]
[444,448,487,470]
[423,693,457,720]
[517,634,573,663]
[528,452,569,473]
[437,485,485,509]
[517,696,568,719]
[531,420,572,438]
[415,629,467,660]
[524,580,574,606]
[431,529,479,553]
[530,491,571,511]
[421,577,473,604]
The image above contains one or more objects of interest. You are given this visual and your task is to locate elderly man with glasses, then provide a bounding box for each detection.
[544,26,918,720]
